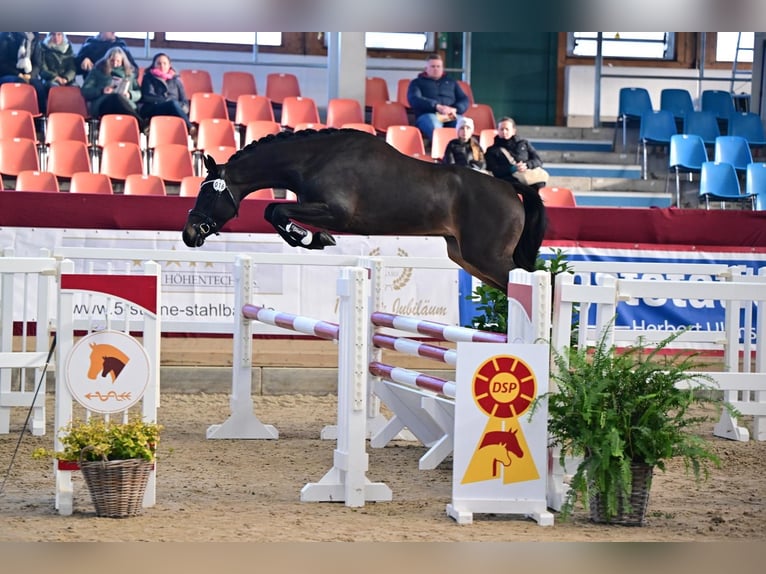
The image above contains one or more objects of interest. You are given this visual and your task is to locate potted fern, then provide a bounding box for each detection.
[540,325,726,525]
[34,416,161,518]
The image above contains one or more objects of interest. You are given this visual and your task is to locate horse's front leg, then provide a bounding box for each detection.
[264,202,337,250]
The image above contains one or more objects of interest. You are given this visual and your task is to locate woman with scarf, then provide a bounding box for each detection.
[81,46,145,130]
[140,53,191,131]
[0,31,46,111]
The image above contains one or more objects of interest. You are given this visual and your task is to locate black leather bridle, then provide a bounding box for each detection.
[187,178,239,245]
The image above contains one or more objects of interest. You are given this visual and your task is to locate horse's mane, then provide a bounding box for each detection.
[230,127,361,163]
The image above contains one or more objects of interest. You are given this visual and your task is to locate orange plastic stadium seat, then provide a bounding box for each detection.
[371,101,409,136]
[280,96,320,130]
[479,128,497,151]
[124,173,167,196]
[243,120,282,145]
[99,141,144,181]
[326,98,364,129]
[150,143,194,183]
[147,115,189,150]
[430,127,457,161]
[385,125,426,159]
[235,94,275,127]
[202,145,238,168]
[179,69,214,98]
[244,188,276,200]
[340,122,376,135]
[539,186,577,207]
[265,72,301,105]
[189,92,228,125]
[365,77,390,109]
[0,137,40,176]
[45,140,92,178]
[457,80,475,105]
[14,170,59,192]
[97,113,141,148]
[0,109,38,142]
[396,78,411,108]
[463,103,496,133]
[45,112,88,146]
[178,175,204,197]
[195,118,237,151]
[293,122,327,132]
[46,86,89,118]
[222,71,257,103]
[0,82,41,117]
[68,171,114,194]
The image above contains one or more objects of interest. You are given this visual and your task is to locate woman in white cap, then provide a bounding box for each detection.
[442,116,486,171]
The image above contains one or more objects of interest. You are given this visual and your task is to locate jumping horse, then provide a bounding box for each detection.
[182,128,546,291]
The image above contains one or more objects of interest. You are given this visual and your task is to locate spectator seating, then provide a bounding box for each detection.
[385,125,427,159]
[265,73,300,105]
[430,126,456,161]
[699,160,756,209]
[124,173,167,196]
[99,141,144,181]
[660,88,695,124]
[463,103,496,133]
[371,101,408,136]
[728,112,766,149]
[189,92,229,127]
[0,82,41,119]
[365,77,390,110]
[150,143,194,183]
[68,171,114,194]
[714,135,753,174]
[243,120,281,145]
[179,69,214,98]
[234,95,275,142]
[280,96,320,130]
[293,122,327,132]
[479,128,497,151]
[683,110,720,146]
[326,98,364,129]
[617,87,653,151]
[746,162,766,210]
[457,80,475,105]
[340,122,376,135]
[638,109,676,179]
[14,170,59,192]
[538,186,576,207]
[666,134,708,207]
[45,139,92,179]
[179,175,204,197]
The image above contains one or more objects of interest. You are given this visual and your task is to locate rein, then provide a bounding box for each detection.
[188,178,239,238]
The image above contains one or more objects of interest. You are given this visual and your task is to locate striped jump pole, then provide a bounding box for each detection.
[371,312,508,343]
[372,333,458,366]
[241,304,340,341]
[369,361,456,398]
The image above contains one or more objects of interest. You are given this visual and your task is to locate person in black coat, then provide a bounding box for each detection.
[140,52,191,131]
[407,53,469,141]
[442,116,486,171]
[75,32,139,79]
[0,32,47,112]
[485,116,547,188]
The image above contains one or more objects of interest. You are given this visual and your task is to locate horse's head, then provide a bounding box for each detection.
[182,155,240,248]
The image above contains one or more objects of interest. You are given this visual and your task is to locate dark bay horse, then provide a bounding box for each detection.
[182,129,546,291]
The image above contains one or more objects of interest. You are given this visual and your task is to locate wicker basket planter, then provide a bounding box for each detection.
[589,462,654,526]
[80,458,154,518]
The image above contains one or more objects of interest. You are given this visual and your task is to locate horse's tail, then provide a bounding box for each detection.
[512,183,548,272]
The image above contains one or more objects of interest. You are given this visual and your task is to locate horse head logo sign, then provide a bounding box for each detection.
[462,354,540,485]
[65,330,151,414]
[87,343,130,383]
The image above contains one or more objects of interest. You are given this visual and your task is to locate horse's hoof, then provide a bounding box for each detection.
[316,232,336,247]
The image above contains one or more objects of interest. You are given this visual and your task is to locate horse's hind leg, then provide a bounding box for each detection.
[265,202,337,249]
[444,237,508,292]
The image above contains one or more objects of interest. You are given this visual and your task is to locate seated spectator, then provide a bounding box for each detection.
[75,32,139,79]
[485,116,548,189]
[442,117,486,171]
[407,53,469,141]
[140,53,191,131]
[38,32,77,95]
[0,31,47,111]
[80,47,145,130]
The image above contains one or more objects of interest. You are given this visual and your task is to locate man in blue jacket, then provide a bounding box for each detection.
[407,53,469,141]
[75,32,139,78]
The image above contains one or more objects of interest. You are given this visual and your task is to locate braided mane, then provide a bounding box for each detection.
[230,127,353,163]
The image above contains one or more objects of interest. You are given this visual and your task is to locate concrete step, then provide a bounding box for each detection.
[531,139,613,152]
[519,125,614,141]
[546,163,641,179]
[539,150,635,164]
